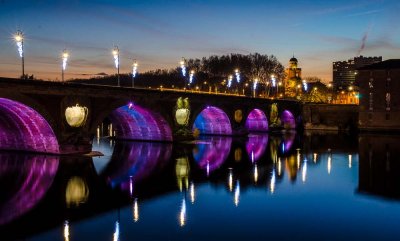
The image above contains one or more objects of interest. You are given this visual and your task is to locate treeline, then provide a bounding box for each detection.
[69,53,285,93]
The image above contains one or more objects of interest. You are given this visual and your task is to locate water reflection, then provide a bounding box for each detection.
[246,134,268,163]
[193,136,232,175]
[0,153,59,225]
[100,141,172,191]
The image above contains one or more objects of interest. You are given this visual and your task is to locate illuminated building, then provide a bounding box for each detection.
[333,56,382,91]
[358,59,400,131]
[284,56,302,98]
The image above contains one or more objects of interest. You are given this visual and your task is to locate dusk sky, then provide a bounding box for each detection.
[0,0,399,82]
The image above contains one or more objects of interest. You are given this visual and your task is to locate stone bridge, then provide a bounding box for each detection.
[0,78,303,154]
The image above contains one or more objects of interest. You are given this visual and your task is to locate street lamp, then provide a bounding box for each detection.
[227,75,233,89]
[132,59,138,88]
[253,79,258,98]
[180,57,186,77]
[189,70,195,85]
[62,49,69,82]
[112,46,120,86]
[235,69,240,83]
[14,30,24,79]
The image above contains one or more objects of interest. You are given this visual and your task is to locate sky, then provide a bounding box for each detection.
[0,0,399,82]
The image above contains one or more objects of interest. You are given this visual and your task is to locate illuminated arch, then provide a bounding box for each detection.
[109,104,172,141]
[0,98,59,153]
[193,106,232,135]
[281,110,296,129]
[0,153,59,225]
[245,109,268,132]
[246,134,268,163]
[193,137,232,174]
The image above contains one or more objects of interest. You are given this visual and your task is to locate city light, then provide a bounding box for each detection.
[180,57,186,77]
[62,49,69,82]
[302,79,308,91]
[132,59,138,88]
[253,79,258,98]
[189,70,195,84]
[271,74,276,87]
[112,46,120,86]
[14,30,24,78]
[227,75,233,88]
[235,69,240,83]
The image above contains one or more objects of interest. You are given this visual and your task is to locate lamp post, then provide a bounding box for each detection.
[62,49,69,82]
[189,70,195,87]
[253,79,258,98]
[180,57,186,77]
[112,46,120,86]
[132,59,138,88]
[271,74,276,97]
[14,30,24,79]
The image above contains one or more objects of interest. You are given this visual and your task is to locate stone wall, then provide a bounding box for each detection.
[302,104,358,132]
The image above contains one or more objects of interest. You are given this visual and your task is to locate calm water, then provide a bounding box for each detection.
[1,132,400,241]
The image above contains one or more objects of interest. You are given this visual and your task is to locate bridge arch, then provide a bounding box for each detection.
[245,108,268,132]
[192,106,232,135]
[281,110,296,129]
[0,98,59,153]
[108,103,173,141]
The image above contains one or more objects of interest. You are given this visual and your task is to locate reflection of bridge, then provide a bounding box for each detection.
[0,78,302,154]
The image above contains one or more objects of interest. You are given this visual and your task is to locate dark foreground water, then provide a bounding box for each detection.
[1,132,400,241]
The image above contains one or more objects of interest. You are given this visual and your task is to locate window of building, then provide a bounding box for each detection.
[386,93,391,111]
[369,92,373,111]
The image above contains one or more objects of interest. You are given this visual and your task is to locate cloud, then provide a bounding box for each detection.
[347,9,383,17]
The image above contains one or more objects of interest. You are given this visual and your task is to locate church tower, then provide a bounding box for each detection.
[285,56,302,98]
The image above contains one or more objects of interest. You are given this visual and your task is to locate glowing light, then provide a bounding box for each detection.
[206,160,210,177]
[302,80,308,91]
[64,220,70,241]
[133,198,139,222]
[278,158,282,176]
[328,154,332,174]
[348,154,352,168]
[227,75,233,88]
[302,159,307,183]
[113,221,120,241]
[228,168,233,192]
[271,75,276,87]
[235,69,240,83]
[180,57,186,77]
[179,198,186,227]
[65,104,88,128]
[254,164,258,183]
[132,60,138,78]
[270,169,276,194]
[190,182,195,203]
[253,79,258,90]
[62,49,69,71]
[313,153,317,163]
[112,46,119,68]
[129,176,133,196]
[14,30,23,58]
[234,180,240,207]
[189,70,195,84]
[65,176,89,207]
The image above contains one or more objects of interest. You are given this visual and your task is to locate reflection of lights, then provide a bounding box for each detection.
[348,154,352,168]
[65,176,89,207]
[270,170,276,194]
[109,124,113,137]
[282,142,285,153]
[234,180,240,207]
[302,159,307,183]
[254,164,258,183]
[296,148,301,168]
[328,154,332,174]
[179,198,186,227]
[176,157,190,191]
[96,126,100,144]
[113,221,120,241]
[313,153,317,163]
[133,198,139,222]
[64,220,70,241]
[228,168,233,192]
[129,176,133,197]
[190,182,195,204]
[278,158,282,176]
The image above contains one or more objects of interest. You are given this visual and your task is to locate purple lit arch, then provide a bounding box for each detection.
[245,109,268,132]
[193,106,232,135]
[109,105,172,141]
[0,98,59,153]
[281,110,296,129]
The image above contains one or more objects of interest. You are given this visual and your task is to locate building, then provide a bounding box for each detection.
[357,59,400,131]
[285,56,302,98]
[333,56,382,91]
